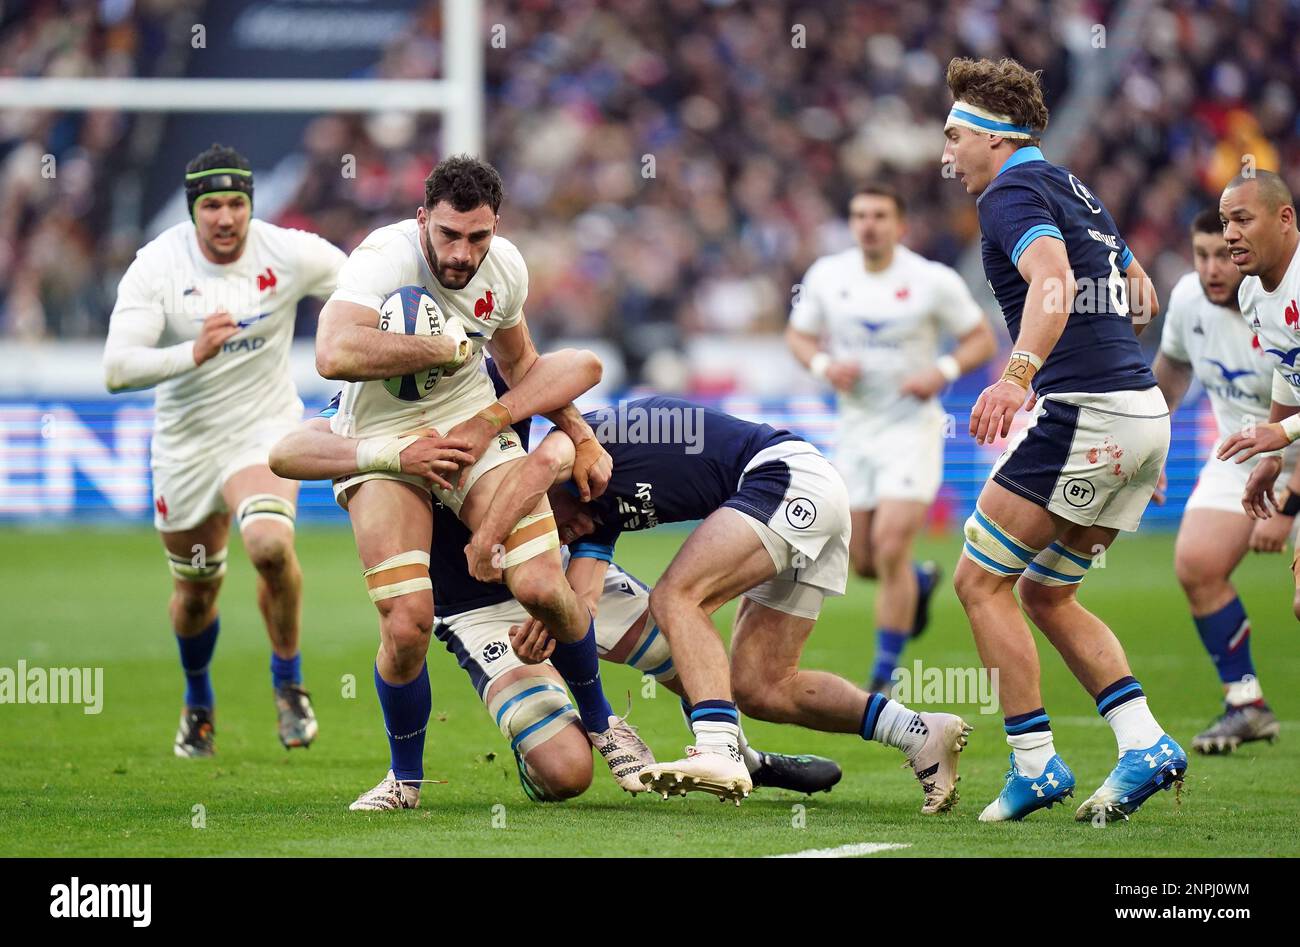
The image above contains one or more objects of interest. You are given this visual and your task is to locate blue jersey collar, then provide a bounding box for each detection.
[996,145,1045,177]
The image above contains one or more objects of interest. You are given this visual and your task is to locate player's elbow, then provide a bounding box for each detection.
[314,336,348,380]
[267,437,294,480]
[576,348,603,390]
[537,432,577,483]
[102,354,130,394]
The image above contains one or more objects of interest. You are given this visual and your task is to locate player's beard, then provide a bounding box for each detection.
[203,227,247,263]
[420,225,479,290]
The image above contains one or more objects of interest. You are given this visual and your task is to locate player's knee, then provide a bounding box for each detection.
[1016,576,1069,627]
[174,584,219,622]
[510,563,566,618]
[244,531,294,577]
[522,741,593,801]
[871,532,911,572]
[849,547,876,579]
[377,594,433,653]
[1174,546,1224,595]
[648,581,700,628]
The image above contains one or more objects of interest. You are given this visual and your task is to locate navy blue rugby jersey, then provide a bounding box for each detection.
[977,146,1155,394]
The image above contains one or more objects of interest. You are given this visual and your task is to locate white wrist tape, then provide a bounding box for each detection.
[1010,349,1045,371]
[809,352,831,379]
[936,354,961,382]
[356,434,419,474]
[1280,414,1300,444]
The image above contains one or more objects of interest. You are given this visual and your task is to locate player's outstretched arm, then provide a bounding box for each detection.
[464,430,576,582]
[315,298,466,381]
[268,417,474,491]
[970,238,1073,444]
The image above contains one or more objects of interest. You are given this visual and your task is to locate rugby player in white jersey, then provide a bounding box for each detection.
[311,155,648,794]
[1154,209,1287,754]
[1216,171,1300,599]
[786,183,996,693]
[102,144,347,756]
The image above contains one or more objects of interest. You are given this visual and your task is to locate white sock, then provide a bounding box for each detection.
[1225,675,1264,708]
[736,724,764,774]
[1105,696,1164,754]
[693,721,740,758]
[873,699,929,756]
[1008,731,1055,778]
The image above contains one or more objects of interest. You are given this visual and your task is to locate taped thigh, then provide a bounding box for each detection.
[961,506,1041,577]
[501,511,560,569]
[363,550,432,603]
[1022,541,1094,587]
[167,545,228,582]
[235,493,296,533]
[487,676,579,755]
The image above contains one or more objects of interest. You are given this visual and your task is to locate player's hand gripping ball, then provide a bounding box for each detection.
[378,285,471,401]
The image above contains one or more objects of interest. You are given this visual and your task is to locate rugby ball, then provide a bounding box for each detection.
[378,285,450,401]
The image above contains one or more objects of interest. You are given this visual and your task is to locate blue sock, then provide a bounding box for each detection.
[176,618,219,709]
[548,619,614,732]
[871,627,909,685]
[859,691,890,740]
[374,663,430,783]
[271,651,301,689]
[1193,598,1255,684]
[914,562,935,597]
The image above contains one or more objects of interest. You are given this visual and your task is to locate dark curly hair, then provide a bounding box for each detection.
[946,57,1049,146]
[424,154,504,213]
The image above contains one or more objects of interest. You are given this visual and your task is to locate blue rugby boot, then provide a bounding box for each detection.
[1074,734,1187,824]
[979,752,1075,822]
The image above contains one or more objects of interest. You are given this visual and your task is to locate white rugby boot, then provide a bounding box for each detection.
[348,770,421,811]
[639,745,753,805]
[590,713,656,794]
[904,712,973,814]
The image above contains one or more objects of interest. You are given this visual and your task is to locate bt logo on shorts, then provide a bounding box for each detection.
[1063,478,1095,508]
[785,497,817,529]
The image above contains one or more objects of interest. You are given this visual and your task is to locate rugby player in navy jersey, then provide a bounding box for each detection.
[468,364,972,812]
[270,363,843,807]
[941,57,1186,823]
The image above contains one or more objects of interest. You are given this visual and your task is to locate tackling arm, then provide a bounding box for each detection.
[1124,256,1160,336]
[268,416,474,490]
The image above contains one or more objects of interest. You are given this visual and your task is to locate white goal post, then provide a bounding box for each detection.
[0,0,484,155]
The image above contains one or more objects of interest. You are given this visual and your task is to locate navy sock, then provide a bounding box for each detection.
[176,618,219,709]
[689,699,739,725]
[1004,707,1052,736]
[1094,676,1144,716]
[1193,598,1255,684]
[871,627,909,685]
[548,619,614,732]
[859,691,889,740]
[374,663,430,783]
[271,651,301,689]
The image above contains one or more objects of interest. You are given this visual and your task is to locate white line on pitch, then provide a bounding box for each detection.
[767,842,911,858]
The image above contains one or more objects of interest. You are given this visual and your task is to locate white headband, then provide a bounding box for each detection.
[945,100,1036,140]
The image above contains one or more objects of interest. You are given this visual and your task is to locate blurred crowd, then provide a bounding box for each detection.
[3,0,1299,385]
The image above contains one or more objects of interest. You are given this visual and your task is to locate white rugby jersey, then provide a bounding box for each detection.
[104,219,346,464]
[1239,241,1300,406]
[789,244,983,432]
[326,220,526,438]
[1160,272,1272,438]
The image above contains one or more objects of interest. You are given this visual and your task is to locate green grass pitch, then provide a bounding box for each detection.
[1,524,1296,857]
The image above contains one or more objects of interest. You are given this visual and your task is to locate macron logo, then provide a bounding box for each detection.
[50,877,151,927]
